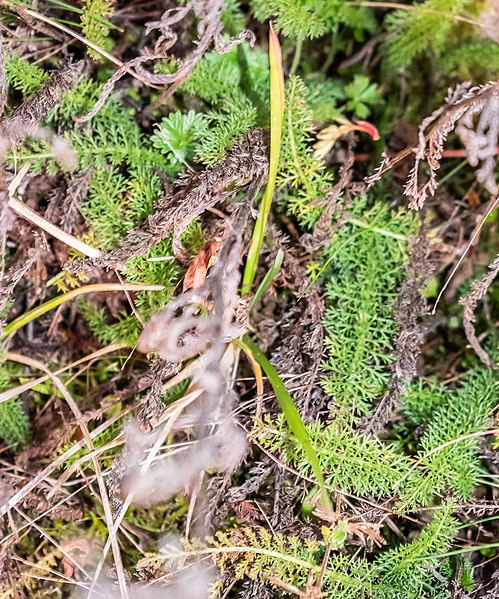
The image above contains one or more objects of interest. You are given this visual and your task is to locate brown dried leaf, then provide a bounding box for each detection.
[183,238,222,292]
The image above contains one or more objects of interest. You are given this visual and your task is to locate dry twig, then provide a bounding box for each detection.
[70,129,268,272]
[365,81,499,209]
[459,253,499,369]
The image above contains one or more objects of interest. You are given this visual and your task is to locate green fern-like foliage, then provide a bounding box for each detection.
[439,39,499,79]
[151,110,207,168]
[79,300,140,347]
[80,0,115,59]
[401,378,450,427]
[257,362,497,511]
[11,76,187,344]
[278,76,333,227]
[182,50,241,105]
[212,506,458,598]
[384,0,481,69]
[256,414,410,498]
[373,503,458,599]
[211,526,320,588]
[321,199,418,418]
[182,46,268,108]
[125,498,189,533]
[0,366,30,450]
[398,365,499,511]
[182,47,268,162]
[5,53,49,98]
[250,0,376,40]
[17,76,172,248]
[80,225,209,347]
[196,96,257,165]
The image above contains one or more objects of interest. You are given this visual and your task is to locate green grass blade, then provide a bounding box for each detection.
[241,23,285,296]
[242,335,332,512]
[2,283,163,339]
[249,249,284,312]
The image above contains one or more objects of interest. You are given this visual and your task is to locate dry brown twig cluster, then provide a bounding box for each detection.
[75,0,255,123]
[365,80,499,209]
[70,128,268,273]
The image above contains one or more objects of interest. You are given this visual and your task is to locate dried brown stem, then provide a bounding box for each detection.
[75,0,255,122]
[366,81,499,209]
[69,128,268,272]
[360,232,434,435]
[460,253,499,369]
[0,60,85,146]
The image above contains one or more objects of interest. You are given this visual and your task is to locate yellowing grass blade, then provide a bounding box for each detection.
[2,283,163,338]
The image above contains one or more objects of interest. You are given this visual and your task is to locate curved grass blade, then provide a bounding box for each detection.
[2,283,163,338]
[242,335,332,512]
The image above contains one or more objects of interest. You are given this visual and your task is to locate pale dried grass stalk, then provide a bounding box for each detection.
[8,195,101,258]
[3,353,129,597]
[0,344,127,405]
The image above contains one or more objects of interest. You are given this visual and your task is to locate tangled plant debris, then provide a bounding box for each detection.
[0,1,498,598]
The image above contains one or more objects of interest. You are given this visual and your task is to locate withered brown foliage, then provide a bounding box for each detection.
[70,128,268,272]
[0,60,85,147]
[270,285,326,417]
[0,36,7,118]
[76,0,255,122]
[0,60,84,234]
[301,134,357,252]
[365,81,499,209]
[360,232,434,435]
[136,358,182,433]
[10,5,66,42]
[460,253,499,369]
[0,238,45,322]
[109,202,255,516]
[45,168,92,234]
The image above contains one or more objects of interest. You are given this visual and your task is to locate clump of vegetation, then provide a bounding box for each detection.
[0,0,497,597]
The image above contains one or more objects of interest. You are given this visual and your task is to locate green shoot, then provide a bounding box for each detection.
[242,23,285,295]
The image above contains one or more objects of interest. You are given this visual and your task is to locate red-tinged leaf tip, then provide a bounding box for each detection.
[269,22,285,112]
[353,118,380,141]
[269,21,279,56]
